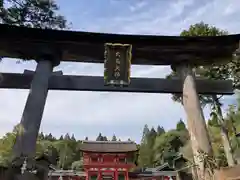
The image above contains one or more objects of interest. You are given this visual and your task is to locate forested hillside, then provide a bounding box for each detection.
[0,95,240,170]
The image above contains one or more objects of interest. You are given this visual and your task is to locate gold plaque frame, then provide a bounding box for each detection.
[104,43,132,86]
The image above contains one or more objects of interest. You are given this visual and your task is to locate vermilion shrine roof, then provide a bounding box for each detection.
[0,24,240,65]
[79,141,138,153]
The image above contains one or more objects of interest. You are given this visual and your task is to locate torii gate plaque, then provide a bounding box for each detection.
[104,43,132,86]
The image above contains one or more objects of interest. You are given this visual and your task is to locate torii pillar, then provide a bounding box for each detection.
[174,64,213,180]
[8,58,60,180]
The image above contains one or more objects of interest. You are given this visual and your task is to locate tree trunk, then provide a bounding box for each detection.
[212,95,236,166]
[229,117,240,151]
[221,126,235,166]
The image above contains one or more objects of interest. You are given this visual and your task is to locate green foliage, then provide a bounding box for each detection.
[138,125,157,167]
[157,125,165,136]
[0,131,125,169]
[141,124,150,144]
[0,132,16,165]
[180,22,228,36]
[176,119,186,131]
[1,0,67,29]
[208,125,228,167]
[0,109,239,170]
[154,129,188,164]
[137,123,189,168]
[168,22,240,106]
[207,92,240,166]
[59,135,63,140]
[71,160,83,171]
[71,134,76,141]
[148,128,157,148]
[0,0,68,62]
[179,141,193,161]
[112,134,117,141]
[96,133,108,141]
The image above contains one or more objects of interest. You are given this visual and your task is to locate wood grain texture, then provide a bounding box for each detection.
[0,24,239,65]
[0,73,234,94]
[13,61,53,159]
[177,65,213,180]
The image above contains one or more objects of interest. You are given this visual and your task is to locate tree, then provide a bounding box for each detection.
[0,0,68,63]
[71,160,83,171]
[38,132,44,140]
[167,22,238,166]
[71,134,76,141]
[53,140,74,169]
[1,0,67,29]
[148,128,157,148]
[157,125,165,136]
[141,124,150,144]
[138,125,156,167]
[176,119,186,131]
[45,133,55,141]
[96,133,103,141]
[154,130,188,166]
[49,146,59,165]
[102,136,108,141]
[112,134,117,141]
[208,122,228,167]
[224,94,240,163]
[59,135,64,140]
[148,128,157,164]
[0,132,17,165]
[179,141,193,161]
[64,133,71,141]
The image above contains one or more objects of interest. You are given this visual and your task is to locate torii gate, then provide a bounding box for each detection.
[0,24,239,180]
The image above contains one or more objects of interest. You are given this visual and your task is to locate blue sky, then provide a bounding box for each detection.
[0,0,240,142]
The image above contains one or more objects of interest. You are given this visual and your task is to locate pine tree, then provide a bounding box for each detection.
[64,133,71,141]
[148,127,157,147]
[45,133,54,141]
[59,135,64,140]
[176,119,187,131]
[148,127,157,165]
[38,132,44,140]
[157,125,165,136]
[138,124,152,167]
[141,124,150,144]
[96,133,103,141]
[112,134,117,141]
[71,134,76,141]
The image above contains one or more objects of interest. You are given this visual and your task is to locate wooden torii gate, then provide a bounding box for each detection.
[0,24,239,180]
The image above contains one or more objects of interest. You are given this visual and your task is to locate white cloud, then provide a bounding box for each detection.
[129,1,148,12]
[0,0,239,142]
[83,0,240,35]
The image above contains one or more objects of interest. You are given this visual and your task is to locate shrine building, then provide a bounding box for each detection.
[79,141,138,180]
